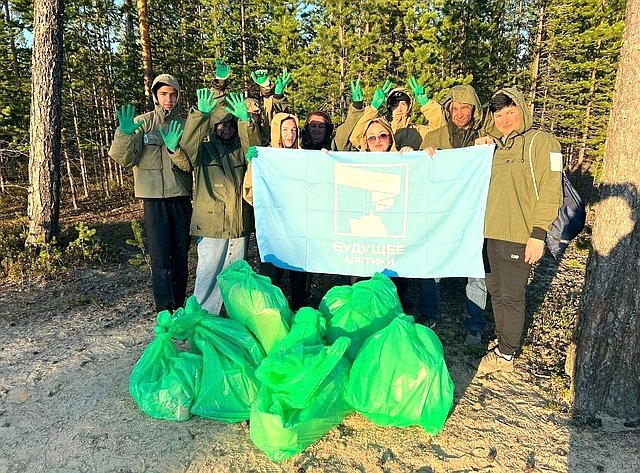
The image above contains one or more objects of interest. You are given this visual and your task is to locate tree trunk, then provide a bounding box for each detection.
[64,148,78,210]
[572,0,640,421]
[136,0,154,111]
[529,1,546,113]
[26,0,64,245]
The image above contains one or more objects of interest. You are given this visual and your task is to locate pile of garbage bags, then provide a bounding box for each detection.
[130,260,454,462]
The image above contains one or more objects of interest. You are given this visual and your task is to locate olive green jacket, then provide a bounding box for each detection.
[108,74,192,199]
[483,87,563,244]
[421,84,484,150]
[332,103,365,151]
[180,102,261,239]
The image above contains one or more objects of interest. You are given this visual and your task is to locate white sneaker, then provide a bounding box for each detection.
[477,348,514,374]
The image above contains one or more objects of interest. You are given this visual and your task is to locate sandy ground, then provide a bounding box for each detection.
[1,218,639,472]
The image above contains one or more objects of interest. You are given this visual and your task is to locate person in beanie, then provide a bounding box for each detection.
[476,87,563,374]
[417,84,488,348]
[109,74,193,313]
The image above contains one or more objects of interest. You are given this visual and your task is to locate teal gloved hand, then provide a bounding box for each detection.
[196,88,219,115]
[225,92,250,122]
[251,69,270,87]
[371,80,394,110]
[274,69,292,95]
[408,76,430,106]
[160,120,184,152]
[245,146,258,163]
[215,59,231,80]
[350,79,363,103]
[116,104,144,135]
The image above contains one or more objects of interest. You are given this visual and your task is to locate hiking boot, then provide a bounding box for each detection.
[464,330,482,348]
[476,348,514,374]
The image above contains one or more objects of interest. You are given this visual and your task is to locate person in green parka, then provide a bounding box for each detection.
[417,84,488,349]
[179,89,262,315]
[476,87,563,374]
[109,74,192,313]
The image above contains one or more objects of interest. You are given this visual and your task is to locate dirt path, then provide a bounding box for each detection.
[1,213,639,472]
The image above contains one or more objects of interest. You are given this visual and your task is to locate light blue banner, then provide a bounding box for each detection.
[252,145,494,278]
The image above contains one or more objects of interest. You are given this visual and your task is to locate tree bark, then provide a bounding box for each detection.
[26,0,64,245]
[136,0,154,111]
[572,0,640,421]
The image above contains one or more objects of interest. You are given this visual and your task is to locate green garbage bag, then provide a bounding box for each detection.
[345,315,454,435]
[129,311,202,421]
[318,273,402,361]
[170,296,266,422]
[250,357,352,462]
[255,308,351,409]
[217,260,293,354]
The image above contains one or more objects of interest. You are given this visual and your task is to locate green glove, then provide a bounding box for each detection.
[274,69,292,95]
[350,79,363,103]
[116,104,144,135]
[251,69,270,87]
[371,80,394,110]
[408,76,430,106]
[196,88,218,115]
[246,146,258,163]
[224,92,250,122]
[160,120,184,152]
[215,59,231,80]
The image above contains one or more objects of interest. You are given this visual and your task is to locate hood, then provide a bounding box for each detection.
[151,74,182,120]
[386,87,413,112]
[302,111,334,149]
[442,84,483,131]
[270,112,301,149]
[244,98,261,114]
[355,116,395,152]
[483,87,533,139]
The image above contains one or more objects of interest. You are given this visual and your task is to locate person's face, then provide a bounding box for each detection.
[365,122,392,152]
[280,118,298,148]
[307,115,328,144]
[215,121,236,141]
[391,100,410,119]
[451,101,473,129]
[249,111,261,124]
[493,105,521,137]
[156,85,178,112]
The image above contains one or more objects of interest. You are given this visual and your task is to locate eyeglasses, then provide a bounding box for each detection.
[366,133,391,143]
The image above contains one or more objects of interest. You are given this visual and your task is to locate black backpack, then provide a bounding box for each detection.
[528,132,586,259]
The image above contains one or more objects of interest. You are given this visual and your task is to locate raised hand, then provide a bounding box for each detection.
[251,69,270,87]
[274,69,292,95]
[116,104,144,135]
[408,76,429,106]
[224,92,250,122]
[245,146,258,163]
[160,120,184,152]
[371,80,394,110]
[350,79,363,103]
[214,58,231,80]
[196,88,218,115]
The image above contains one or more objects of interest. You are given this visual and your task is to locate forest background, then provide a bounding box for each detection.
[0,0,627,204]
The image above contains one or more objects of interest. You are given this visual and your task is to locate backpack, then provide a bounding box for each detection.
[528,132,586,259]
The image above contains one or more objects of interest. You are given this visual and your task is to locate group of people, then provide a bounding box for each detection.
[109,59,563,375]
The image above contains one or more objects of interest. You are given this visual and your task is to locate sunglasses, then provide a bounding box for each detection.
[366,132,391,143]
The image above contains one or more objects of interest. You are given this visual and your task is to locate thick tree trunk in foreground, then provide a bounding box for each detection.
[26,0,63,245]
[572,0,640,421]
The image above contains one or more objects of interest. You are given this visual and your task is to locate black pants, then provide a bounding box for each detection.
[260,262,309,310]
[485,238,531,356]
[143,197,192,313]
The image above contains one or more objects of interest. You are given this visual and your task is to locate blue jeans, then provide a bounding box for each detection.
[417,277,487,333]
[193,236,249,315]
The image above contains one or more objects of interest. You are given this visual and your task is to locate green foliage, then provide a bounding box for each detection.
[125,220,150,270]
[0,220,107,281]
